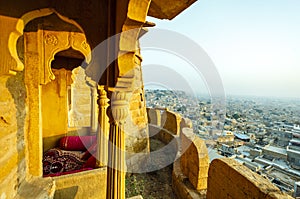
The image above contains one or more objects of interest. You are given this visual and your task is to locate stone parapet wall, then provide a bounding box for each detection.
[180,128,209,191]
[147,108,179,144]
[146,108,161,126]
[147,108,209,198]
[161,110,181,136]
[172,160,206,199]
[207,158,294,199]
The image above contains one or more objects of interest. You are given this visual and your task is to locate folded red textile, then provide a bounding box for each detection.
[83,156,96,169]
[59,135,96,151]
[82,141,97,160]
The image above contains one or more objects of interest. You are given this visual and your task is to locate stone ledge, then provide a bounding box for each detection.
[16,177,55,199]
[52,168,107,199]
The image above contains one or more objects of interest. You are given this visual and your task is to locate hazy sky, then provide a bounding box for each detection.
[141,0,300,98]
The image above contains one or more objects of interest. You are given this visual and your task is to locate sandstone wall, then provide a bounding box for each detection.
[125,58,149,154]
[125,57,149,171]
[161,110,181,136]
[180,128,209,191]
[41,69,69,141]
[0,73,27,198]
[147,108,181,144]
[207,158,294,199]
[53,168,107,199]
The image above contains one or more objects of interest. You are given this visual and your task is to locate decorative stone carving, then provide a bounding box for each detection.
[44,33,58,46]
[40,30,91,85]
[1,8,84,76]
[86,76,98,133]
[68,67,94,128]
[81,41,89,50]
[110,91,131,124]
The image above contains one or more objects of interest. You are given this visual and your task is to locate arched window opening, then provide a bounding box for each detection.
[42,48,99,177]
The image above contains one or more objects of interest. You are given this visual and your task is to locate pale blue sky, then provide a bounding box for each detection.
[141,0,300,98]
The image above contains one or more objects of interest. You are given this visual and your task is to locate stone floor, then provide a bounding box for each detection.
[125,139,176,199]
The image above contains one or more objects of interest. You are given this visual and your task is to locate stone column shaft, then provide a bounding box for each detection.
[106,91,130,199]
[96,86,109,167]
[90,86,98,133]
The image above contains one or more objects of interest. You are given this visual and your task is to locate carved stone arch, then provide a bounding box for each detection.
[7,8,85,75]
[41,30,91,85]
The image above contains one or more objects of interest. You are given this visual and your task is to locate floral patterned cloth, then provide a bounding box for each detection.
[43,135,98,177]
[43,148,86,176]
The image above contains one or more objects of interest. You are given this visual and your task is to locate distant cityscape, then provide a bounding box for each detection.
[145,89,300,198]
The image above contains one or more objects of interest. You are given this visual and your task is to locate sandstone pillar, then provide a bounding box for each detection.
[106,90,131,199]
[24,32,43,177]
[90,86,98,133]
[96,85,109,167]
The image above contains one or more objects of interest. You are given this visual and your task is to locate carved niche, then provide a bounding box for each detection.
[39,30,91,85]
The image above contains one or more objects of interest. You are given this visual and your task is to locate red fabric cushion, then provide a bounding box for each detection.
[59,135,96,151]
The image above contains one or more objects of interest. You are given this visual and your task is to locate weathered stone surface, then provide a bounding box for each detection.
[125,82,149,165]
[53,168,107,199]
[180,117,192,129]
[16,177,55,199]
[41,69,69,138]
[172,160,206,199]
[207,158,294,199]
[148,0,196,20]
[161,110,181,136]
[180,128,209,191]
[147,108,161,126]
[0,73,27,198]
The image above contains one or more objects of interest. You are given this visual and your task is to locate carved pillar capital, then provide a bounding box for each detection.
[98,85,110,107]
[110,90,131,124]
